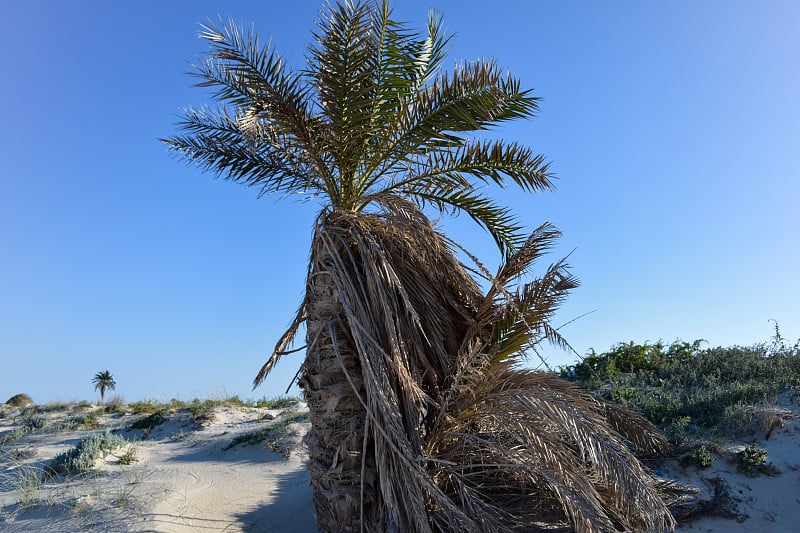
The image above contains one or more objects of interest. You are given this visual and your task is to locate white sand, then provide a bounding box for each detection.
[0,404,317,532]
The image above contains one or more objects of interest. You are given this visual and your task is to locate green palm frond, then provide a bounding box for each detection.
[413,187,525,254]
[397,139,552,194]
[165,108,321,198]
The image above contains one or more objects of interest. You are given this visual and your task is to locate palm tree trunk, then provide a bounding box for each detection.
[299,235,381,532]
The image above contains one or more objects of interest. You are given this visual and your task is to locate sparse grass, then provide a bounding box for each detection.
[46,431,129,476]
[254,396,301,409]
[117,444,139,465]
[223,411,309,451]
[0,462,47,509]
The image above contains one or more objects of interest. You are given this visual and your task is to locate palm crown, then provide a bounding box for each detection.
[164,0,552,255]
[92,370,116,403]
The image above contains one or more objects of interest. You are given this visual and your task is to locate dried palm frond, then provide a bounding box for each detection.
[420,226,677,533]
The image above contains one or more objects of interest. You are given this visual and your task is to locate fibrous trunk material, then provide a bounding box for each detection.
[299,232,380,532]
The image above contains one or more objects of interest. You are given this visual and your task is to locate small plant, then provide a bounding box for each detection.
[22,414,47,430]
[738,442,768,475]
[117,444,139,465]
[46,431,128,476]
[681,445,714,469]
[186,400,215,424]
[130,409,168,431]
[0,427,31,445]
[665,415,692,444]
[104,396,127,415]
[59,411,101,432]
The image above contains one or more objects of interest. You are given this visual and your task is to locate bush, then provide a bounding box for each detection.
[47,431,128,476]
[681,445,714,469]
[255,396,301,409]
[560,337,800,436]
[129,400,160,415]
[130,409,167,431]
[61,411,101,431]
[738,442,768,475]
[5,394,34,407]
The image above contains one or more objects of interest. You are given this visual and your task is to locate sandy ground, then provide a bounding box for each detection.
[673,391,800,533]
[0,403,317,532]
[2,392,798,532]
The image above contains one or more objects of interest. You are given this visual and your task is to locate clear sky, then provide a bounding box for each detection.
[2,1,798,405]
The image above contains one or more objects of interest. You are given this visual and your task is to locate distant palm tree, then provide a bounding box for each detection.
[92,370,116,404]
[165,1,677,531]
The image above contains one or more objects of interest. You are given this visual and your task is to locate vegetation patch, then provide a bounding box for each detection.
[681,445,714,469]
[223,412,309,451]
[117,444,139,465]
[255,396,301,409]
[560,334,800,440]
[5,394,34,407]
[46,431,128,476]
[129,409,168,431]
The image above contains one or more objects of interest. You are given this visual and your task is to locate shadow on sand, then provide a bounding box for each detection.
[234,468,317,532]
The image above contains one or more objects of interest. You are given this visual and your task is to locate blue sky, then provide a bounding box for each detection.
[2,1,798,404]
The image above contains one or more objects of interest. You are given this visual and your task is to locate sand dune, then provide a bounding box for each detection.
[0,403,316,532]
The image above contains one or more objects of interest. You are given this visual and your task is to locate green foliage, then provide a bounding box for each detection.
[0,427,30,445]
[665,416,692,444]
[129,410,168,431]
[561,336,800,436]
[117,445,139,465]
[681,445,714,469]
[46,431,128,476]
[22,413,47,430]
[129,400,160,414]
[255,396,301,409]
[223,412,309,451]
[738,442,768,475]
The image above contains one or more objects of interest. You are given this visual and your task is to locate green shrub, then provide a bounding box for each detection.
[129,400,160,415]
[255,396,301,409]
[59,411,101,432]
[47,431,128,476]
[22,414,47,430]
[0,427,30,445]
[738,442,768,475]
[130,409,168,430]
[681,445,714,469]
[560,336,800,437]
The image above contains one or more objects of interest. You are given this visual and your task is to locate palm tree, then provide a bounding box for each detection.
[92,370,116,404]
[164,2,676,531]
